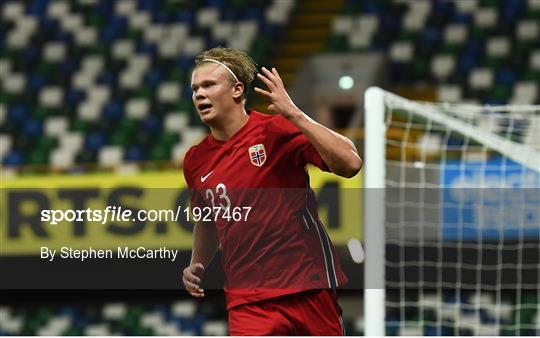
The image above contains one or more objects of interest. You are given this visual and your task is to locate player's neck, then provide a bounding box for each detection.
[210,108,249,141]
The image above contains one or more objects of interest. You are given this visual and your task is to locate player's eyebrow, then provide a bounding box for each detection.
[191,79,216,91]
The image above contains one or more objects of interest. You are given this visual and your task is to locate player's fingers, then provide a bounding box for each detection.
[182,272,201,285]
[261,67,277,82]
[187,286,204,297]
[261,68,279,86]
[271,67,284,85]
[192,262,204,270]
[257,73,274,89]
[191,263,205,276]
[183,279,200,290]
[254,87,272,98]
[183,269,200,283]
[186,274,201,285]
[190,290,205,298]
[184,271,202,285]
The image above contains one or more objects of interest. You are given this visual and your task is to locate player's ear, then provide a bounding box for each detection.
[232,82,244,100]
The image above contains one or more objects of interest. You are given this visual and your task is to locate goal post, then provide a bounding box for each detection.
[364,87,386,336]
[363,87,540,336]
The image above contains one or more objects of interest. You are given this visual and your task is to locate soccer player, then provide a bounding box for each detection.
[182,47,362,335]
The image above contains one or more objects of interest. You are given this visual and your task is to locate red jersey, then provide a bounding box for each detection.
[183,110,347,309]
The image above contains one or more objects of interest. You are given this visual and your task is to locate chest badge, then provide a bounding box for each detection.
[248,144,267,167]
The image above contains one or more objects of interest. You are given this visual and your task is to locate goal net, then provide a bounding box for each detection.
[363,87,540,336]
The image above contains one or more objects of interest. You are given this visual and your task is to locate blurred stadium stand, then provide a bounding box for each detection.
[327,0,540,104]
[1,0,540,336]
[1,290,539,335]
[0,0,293,173]
[1,291,228,336]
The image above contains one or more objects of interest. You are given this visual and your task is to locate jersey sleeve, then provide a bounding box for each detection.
[183,147,208,209]
[273,116,330,172]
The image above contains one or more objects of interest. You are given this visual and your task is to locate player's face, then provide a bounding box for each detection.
[191,63,237,124]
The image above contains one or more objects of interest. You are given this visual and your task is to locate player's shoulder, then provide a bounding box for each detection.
[182,146,196,182]
[183,136,210,170]
[183,142,205,187]
[183,145,197,167]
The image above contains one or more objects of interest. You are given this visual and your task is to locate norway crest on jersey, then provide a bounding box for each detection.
[248,144,267,167]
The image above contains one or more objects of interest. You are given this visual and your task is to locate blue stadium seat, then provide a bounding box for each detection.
[174,10,196,24]
[102,100,124,120]
[500,0,526,24]
[125,145,146,162]
[66,89,86,107]
[27,0,50,16]
[3,151,25,166]
[8,104,30,125]
[101,16,127,43]
[137,41,157,56]
[23,46,42,66]
[433,0,456,17]
[457,53,480,75]
[362,1,386,15]
[95,0,114,17]
[421,26,443,47]
[452,12,473,24]
[85,132,107,152]
[495,67,517,87]
[29,73,48,92]
[23,119,43,138]
[144,69,163,87]
[142,115,162,134]
[60,59,78,77]
[205,0,226,7]
[97,72,117,86]
[137,0,158,12]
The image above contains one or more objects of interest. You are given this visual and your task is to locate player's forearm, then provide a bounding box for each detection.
[190,221,220,267]
[289,108,362,178]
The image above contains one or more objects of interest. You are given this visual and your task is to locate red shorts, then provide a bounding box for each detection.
[228,289,345,336]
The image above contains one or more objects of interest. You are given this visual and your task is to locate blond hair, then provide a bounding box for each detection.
[194,47,257,101]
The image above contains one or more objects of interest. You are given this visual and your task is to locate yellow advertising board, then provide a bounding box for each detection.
[0,168,362,255]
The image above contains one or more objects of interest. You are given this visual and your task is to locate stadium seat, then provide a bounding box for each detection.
[44,116,69,136]
[84,323,111,336]
[125,98,149,119]
[50,148,75,170]
[36,315,72,336]
[469,68,494,89]
[124,145,146,162]
[431,54,455,81]
[389,41,413,63]
[98,145,124,168]
[517,19,539,40]
[171,301,197,318]
[3,150,24,166]
[202,320,228,336]
[0,134,12,161]
[511,81,538,104]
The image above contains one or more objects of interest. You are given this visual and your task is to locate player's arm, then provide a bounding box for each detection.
[255,67,362,178]
[183,220,219,298]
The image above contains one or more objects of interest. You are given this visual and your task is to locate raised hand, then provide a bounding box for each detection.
[254,67,300,120]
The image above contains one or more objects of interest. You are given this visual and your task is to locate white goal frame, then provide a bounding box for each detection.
[363,87,386,336]
[362,86,540,336]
